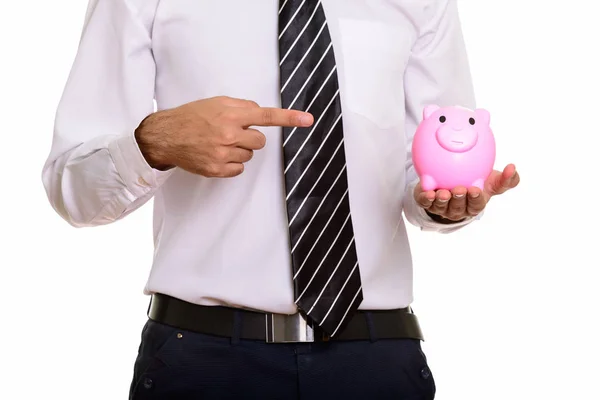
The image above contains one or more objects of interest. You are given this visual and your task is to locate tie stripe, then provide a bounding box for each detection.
[278,0,288,14]
[282,59,335,144]
[280,22,329,92]
[278,0,363,336]
[291,186,347,261]
[285,117,342,202]
[279,0,307,39]
[283,88,339,174]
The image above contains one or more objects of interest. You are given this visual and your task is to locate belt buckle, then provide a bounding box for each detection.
[265,312,315,343]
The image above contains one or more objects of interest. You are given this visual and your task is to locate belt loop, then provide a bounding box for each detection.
[231,310,243,346]
[364,312,377,342]
[146,295,153,317]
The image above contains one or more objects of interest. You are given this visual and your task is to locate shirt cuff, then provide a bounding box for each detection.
[108,130,174,198]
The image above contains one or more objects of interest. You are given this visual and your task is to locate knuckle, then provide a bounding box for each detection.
[255,132,267,149]
[221,130,237,145]
[246,100,260,108]
[218,109,238,123]
[469,197,484,206]
[429,206,443,214]
[227,164,244,177]
[204,164,221,177]
[214,147,230,162]
[262,109,274,125]
[418,198,432,208]
[215,95,231,103]
[449,205,464,213]
[447,213,463,221]
[467,195,481,203]
[467,207,481,216]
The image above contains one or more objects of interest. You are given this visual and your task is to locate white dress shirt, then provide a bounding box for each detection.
[42,0,477,314]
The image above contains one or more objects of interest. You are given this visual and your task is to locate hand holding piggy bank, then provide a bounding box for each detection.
[412,105,496,191]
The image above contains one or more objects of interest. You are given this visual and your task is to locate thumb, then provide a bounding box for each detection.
[488,164,517,195]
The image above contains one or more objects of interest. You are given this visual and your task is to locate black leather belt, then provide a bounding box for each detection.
[148,293,424,343]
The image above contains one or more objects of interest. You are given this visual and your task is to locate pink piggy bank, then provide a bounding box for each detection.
[412,104,496,191]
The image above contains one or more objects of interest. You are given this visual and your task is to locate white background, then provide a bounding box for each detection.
[1,1,599,399]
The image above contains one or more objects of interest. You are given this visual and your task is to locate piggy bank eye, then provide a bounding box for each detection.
[469,117,475,125]
[439,116,446,123]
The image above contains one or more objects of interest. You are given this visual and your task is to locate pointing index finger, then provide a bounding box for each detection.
[241,107,314,128]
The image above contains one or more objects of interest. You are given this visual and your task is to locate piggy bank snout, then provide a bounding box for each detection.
[435,124,478,153]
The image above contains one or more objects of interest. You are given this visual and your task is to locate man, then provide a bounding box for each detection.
[42,0,519,398]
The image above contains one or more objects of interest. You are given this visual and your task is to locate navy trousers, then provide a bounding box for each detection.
[129,318,436,399]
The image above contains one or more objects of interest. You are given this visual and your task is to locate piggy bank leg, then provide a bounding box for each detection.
[420,175,437,191]
[472,178,485,190]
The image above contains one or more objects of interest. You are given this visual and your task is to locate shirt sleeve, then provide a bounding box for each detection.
[41,0,173,227]
[402,0,483,233]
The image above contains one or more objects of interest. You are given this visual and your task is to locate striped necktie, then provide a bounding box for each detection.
[278,0,363,337]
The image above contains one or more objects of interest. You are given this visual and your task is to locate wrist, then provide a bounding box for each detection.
[135,111,175,171]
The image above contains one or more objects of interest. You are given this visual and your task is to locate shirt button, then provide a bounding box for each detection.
[143,377,153,389]
[421,367,431,380]
[138,176,150,186]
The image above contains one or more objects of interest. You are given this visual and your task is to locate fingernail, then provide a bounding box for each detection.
[454,194,465,198]
[470,192,480,198]
[438,198,449,202]
[299,114,313,126]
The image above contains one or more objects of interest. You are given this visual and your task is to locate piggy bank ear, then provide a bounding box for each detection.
[423,104,440,120]
[474,108,490,125]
